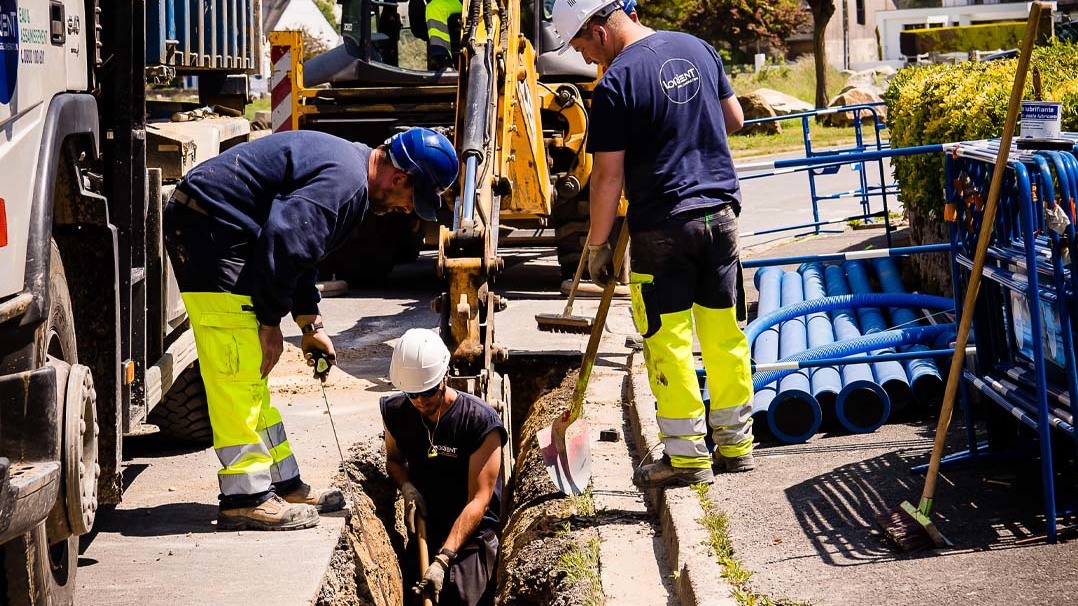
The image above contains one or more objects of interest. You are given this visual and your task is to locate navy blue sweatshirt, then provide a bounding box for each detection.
[179,131,372,326]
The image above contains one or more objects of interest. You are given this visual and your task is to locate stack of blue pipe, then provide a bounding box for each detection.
[741,259,947,444]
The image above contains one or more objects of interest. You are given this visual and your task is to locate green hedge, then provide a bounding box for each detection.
[884,42,1078,216]
[899,21,1028,57]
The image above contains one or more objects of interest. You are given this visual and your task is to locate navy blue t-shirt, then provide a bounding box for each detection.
[178,131,372,326]
[589,31,741,230]
[380,391,508,545]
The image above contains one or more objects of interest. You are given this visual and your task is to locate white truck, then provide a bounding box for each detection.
[0,1,259,602]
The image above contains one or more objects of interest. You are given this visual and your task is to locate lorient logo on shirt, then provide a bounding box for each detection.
[658,58,701,105]
[433,444,459,458]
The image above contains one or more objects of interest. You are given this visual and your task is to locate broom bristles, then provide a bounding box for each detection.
[535,313,594,334]
[875,501,949,552]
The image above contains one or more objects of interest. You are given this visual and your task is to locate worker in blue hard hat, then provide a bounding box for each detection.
[552,0,753,489]
[163,127,458,531]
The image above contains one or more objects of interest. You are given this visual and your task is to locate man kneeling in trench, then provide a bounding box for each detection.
[382,328,506,605]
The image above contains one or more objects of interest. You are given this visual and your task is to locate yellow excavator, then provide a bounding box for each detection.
[271,0,606,432]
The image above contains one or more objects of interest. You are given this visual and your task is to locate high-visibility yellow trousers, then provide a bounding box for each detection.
[425,0,461,53]
[182,292,301,497]
[628,205,754,469]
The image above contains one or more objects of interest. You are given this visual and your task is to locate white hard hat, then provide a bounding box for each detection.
[390,328,451,393]
[552,0,624,53]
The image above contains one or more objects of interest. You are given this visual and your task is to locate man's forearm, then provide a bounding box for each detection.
[293,314,323,329]
[441,499,487,554]
[588,152,625,246]
[386,458,410,488]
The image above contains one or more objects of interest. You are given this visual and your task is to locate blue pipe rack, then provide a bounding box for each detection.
[944,135,1078,544]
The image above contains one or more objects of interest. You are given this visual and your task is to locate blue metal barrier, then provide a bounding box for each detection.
[943,136,1078,544]
[735,103,933,246]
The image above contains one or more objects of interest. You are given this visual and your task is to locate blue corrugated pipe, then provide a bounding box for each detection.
[798,263,842,416]
[744,293,956,344]
[773,271,821,444]
[870,257,944,407]
[752,267,784,414]
[753,325,957,393]
[843,260,913,413]
[741,290,954,436]
[824,266,892,434]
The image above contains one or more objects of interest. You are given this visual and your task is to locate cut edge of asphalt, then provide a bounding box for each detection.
[625,350,739,606]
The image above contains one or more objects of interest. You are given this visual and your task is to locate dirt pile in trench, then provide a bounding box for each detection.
[317,369,601,605]
[316,441,405,606]
[496,370,602,605]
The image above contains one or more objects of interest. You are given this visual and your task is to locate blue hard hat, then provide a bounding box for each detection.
[387,128,459,221]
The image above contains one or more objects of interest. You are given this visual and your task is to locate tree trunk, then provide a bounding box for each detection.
[809,0,835,110]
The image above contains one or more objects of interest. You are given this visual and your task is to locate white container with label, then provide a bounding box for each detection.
[1020,101,1063,139]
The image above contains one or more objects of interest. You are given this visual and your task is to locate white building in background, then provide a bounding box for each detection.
[253,0,341,94]
[788,0,1059,70]
[264,0,341,47]
[876,1,1056,62]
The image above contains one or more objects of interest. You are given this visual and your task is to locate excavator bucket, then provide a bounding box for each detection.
[538,226,629,496]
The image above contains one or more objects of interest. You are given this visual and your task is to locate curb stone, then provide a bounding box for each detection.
[626,351,738,606]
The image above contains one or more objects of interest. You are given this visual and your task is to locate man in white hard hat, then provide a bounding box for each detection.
[552,0,754,489]
[381,328,506,605]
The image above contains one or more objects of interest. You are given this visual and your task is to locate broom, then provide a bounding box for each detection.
[535,241,595,334]
[876,1,1048,551]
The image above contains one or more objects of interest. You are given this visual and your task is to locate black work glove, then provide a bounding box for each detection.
[587,242,615,287]
[413,554,450,602]
[400,481,427,534]
[304,349,336,382]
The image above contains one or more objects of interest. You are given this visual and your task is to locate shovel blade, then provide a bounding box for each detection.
[537,419,591,496]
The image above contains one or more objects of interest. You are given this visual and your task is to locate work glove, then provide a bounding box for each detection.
[413,553,450,603]
[401,481,427,534]
[587,242,615,287]
[302,331,336,382]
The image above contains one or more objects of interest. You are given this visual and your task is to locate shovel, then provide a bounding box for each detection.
[538,224,630,496]
[416,515,434,606]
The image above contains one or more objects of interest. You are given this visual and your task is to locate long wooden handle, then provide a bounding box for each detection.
[567,223,631,421]
[417,515,433,606]
[920,1,1047,510]
[564,244,589,315]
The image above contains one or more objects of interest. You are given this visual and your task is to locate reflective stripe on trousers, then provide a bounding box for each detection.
[632,297,754,466]
[425,0,461,44]
[696,304,754,457]
[181,292,301,496]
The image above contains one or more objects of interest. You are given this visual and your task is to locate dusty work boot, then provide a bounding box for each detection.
[633,455,714,489]
[712,450,757,473]
[278,481,346,513]
[217,494,320,531]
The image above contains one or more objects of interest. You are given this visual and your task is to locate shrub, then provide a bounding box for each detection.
[885,42,1078,218]
[899,21,1028,57]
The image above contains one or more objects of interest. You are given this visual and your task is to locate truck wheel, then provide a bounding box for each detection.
[0,242,81,604]
[148,363,213,447]
[0,523,76,606]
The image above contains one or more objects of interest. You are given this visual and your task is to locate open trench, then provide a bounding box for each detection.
[315,355,606,605]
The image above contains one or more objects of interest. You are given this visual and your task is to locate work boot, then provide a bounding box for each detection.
[278,481,346,513]
[712,450,756,473]
[633,455,714,489]
[217,494,320,531]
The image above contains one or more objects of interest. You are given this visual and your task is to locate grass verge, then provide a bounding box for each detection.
[245,96,271,122]
[728,124,874,159]
[554,536,603,606]
[693,485,811,606]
